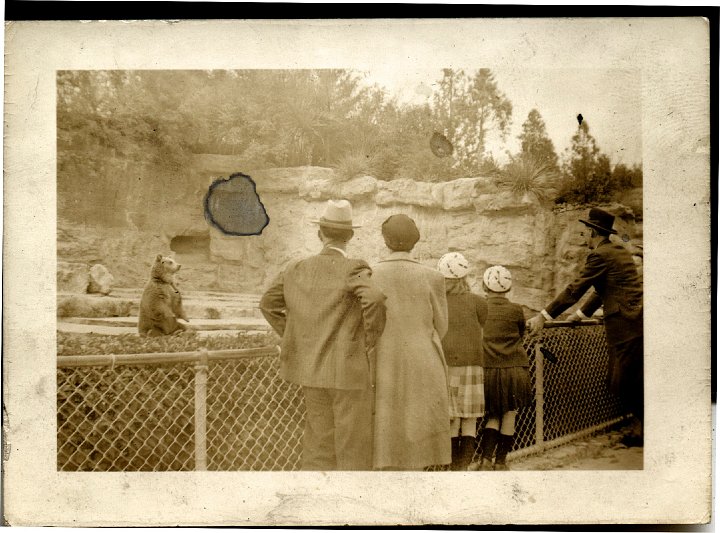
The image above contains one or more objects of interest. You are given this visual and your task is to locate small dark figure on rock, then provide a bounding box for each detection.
[138,254,189,337]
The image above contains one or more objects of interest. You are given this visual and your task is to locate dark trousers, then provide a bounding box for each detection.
[609,336,644,423]
[301,386,373,470]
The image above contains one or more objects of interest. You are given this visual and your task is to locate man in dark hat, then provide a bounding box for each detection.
[260,199,387,470]
[527,207,644,446]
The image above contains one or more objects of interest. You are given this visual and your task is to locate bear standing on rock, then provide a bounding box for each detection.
[138,254,189,337]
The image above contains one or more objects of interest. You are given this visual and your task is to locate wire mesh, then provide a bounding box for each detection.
[57,363,195,471]
[536,325,623,443]
[205,356,304,471]
[57,323,626,471]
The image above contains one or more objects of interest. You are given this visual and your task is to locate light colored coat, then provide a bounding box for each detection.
[371,252,451,469]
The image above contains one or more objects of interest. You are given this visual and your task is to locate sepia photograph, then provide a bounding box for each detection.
[55,67,644,473]
[3,17,712,526]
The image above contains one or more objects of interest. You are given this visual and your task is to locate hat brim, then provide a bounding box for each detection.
[310,219,362,229]
[579,219,617,234]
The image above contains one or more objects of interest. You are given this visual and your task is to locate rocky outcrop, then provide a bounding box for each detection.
[88,264,114,295]
[58,155,641,311]
[58,262,89,293]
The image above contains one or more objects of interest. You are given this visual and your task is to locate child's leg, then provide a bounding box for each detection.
[457,417,478,468]
[449,417,461,470]
[450,417,461,438]
[460,417,477,437]
[485,417,500,431]
[494,411,517,470]
[499,410,516,436]
[480,416,500,464]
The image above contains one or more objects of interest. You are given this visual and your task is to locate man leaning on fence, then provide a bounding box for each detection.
[259,199,387,470]
[526,207,644,447]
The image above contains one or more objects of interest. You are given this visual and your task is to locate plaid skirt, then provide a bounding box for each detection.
[447,365,485,418]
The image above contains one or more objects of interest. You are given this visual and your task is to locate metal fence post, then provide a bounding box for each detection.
[534,341,545,452]
[194,349,209,471]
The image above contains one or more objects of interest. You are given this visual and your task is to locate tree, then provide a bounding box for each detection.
[432,68,512,175]
[558,121,614,204]
[611,162,643,190]
[390,103,465,182]
[57,69,520,184]
[518,109,559,171]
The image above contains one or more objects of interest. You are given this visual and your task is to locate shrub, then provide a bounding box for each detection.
[495,154,561,203]
[57,330,280,356]
[332,151,378,181]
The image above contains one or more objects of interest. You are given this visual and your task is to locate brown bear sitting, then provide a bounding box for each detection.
[138,254,189,337]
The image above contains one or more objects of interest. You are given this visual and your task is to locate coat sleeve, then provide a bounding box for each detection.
[346,261,387,350]
[579,289,603,317]
[475,294,488,326]
[431,273,449,340]
[259,269,288,337]
[517,305,527,337]
[546,250,609,318]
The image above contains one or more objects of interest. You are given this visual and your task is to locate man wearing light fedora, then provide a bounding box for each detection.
[260,199,387,470]
[527,207,644,446]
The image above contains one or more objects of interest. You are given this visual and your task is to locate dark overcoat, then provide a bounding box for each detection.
[545,238,643,408]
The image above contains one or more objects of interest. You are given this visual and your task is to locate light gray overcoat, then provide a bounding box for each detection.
[372,251,451,470]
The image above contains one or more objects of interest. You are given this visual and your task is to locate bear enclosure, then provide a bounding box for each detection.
[57,322,627,471]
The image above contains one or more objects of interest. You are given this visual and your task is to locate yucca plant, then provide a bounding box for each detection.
[332,150,378,182]
[495,154,561,203]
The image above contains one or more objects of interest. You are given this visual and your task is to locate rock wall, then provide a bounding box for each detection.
[58,154,641,312]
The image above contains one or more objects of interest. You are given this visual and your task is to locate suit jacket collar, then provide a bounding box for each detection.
[594,238,612,250]
[379,251,418,263]
[320,246,347,258]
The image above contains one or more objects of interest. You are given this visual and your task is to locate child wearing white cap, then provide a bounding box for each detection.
[437,252,488,471]
[468,265,531,471]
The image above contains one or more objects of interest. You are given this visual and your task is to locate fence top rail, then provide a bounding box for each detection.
[543,319,603,329]
[57,345,281,368]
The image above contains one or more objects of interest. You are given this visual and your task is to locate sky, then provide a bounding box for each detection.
[366,68,643,167]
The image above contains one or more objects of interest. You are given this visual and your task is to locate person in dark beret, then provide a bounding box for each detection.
[371,214,452,469]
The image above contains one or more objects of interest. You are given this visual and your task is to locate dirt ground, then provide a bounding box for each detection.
[510,425,643,471]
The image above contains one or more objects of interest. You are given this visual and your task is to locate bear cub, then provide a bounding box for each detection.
[138,254,189,337]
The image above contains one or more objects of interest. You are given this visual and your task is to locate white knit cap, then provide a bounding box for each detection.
[437,252,470,279]
[483,265,512,293]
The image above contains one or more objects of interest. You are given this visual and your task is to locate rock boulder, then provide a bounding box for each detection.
[87,264,114,295]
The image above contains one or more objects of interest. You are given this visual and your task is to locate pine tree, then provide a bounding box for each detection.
[432,68,512,175]
[559,121,614,204]
[518,109,559,171]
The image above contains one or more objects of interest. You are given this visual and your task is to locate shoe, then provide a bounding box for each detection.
[467,458,494,471]
[466,461,481,471]
[480,460,494,471]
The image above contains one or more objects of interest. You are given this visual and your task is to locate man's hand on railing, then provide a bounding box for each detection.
[565,312,583,326]
[526,314,546,336]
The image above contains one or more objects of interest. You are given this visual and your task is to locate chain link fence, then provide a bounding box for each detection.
[503,321,625,460]
[58,321,627,471]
